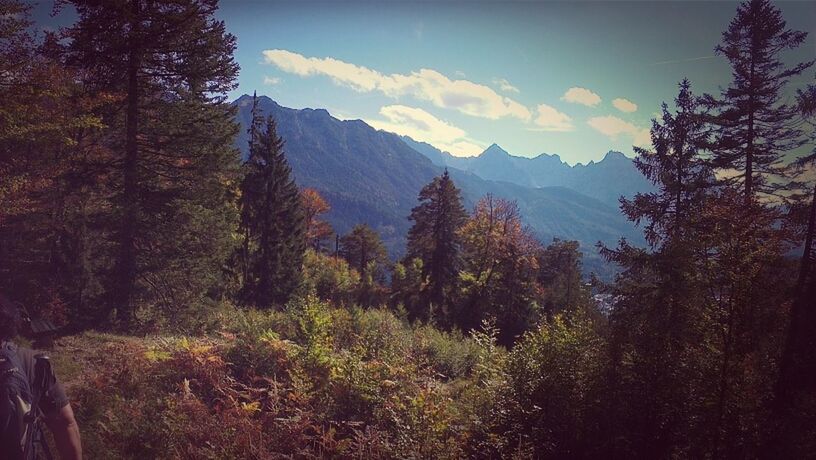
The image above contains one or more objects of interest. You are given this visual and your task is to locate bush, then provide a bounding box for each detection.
[496,310,607,457]
[413,325,481,380]
[300,249,360,305]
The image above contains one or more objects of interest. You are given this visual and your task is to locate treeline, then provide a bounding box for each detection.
[1,0,816,457]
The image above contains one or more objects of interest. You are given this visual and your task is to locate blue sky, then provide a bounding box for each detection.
[33,1,816,165]
[216,1,814,164]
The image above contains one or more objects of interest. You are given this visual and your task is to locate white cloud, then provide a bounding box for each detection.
[365,105,483,157]
[263,76,281,85]
[561,87,601,107]
[262,49,531,121]
[493,78,520,94]
[612,98,638,113]
[587,116,651,147]
[533,104,574,132]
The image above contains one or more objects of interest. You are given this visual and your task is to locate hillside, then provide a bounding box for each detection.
[233,95,642,272]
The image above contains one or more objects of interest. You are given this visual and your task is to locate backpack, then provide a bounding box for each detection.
[0,342,34,460]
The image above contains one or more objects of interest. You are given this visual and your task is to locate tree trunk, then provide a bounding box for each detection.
[114,0,141,327]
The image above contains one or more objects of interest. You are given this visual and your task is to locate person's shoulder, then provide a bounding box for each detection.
[4,342,37,364]
[16,345,37,358]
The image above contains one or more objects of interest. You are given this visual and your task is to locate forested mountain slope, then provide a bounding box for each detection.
[233,95,642,271]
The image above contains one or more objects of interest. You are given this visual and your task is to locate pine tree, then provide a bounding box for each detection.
[239,104,306,308]
[339,224,388,282]
[66,0,241,325]
[405,170,468,323]
[705,0,813,203]
[600,81,715,457]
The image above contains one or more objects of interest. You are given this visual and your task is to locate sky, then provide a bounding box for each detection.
[31,1,816,165]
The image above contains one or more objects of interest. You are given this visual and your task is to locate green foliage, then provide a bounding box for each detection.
[390,257,425,318]
[287,295,335,388]
[339,223,389,281]
[405,170,469,323]
[492,311,607,458]
[412,325,480,380]
[537,239,591,315]
[65,0,241,326]
[458,195,544,344]
[300,248,360,305]
[238,98,307,308]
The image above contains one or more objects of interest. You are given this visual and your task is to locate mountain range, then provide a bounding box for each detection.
[401,137,653,207]
[233,95,649,277]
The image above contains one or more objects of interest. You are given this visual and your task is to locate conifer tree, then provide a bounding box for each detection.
[339,224,388,282]
[66,0,241,325]
[705,0,813,203]
[405,170,468,323]
[239,104,306,308]
[600,81,715,457]
[697,1,811,451]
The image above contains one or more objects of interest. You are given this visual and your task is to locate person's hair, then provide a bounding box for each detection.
[0,294,21,341]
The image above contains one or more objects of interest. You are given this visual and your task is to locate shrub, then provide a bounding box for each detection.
[412,325,481,380]
[497,310,607,457]
[300,249,360,305]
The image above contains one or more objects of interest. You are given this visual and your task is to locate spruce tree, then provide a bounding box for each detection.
[339,224,388,282]
[240,105,306,308]
[600,81,714,457]
[698,1,811,451]
[405,170,468,323]
[706,0,813,203]
[66,0,241,325]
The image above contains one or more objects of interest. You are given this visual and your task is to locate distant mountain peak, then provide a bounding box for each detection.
[235,93,255,106]
[533,152,563,163]
[481,143,510,157]
[602,150,628,162]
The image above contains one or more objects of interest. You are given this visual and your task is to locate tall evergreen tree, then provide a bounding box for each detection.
[405,170,468,323]
[600,81,715,457]
[66,0,241,325]
[705,0,813,203]
[626,79,713,245]
[698,1,811,452]
[339,224,388,282]
[239,102,306,308]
